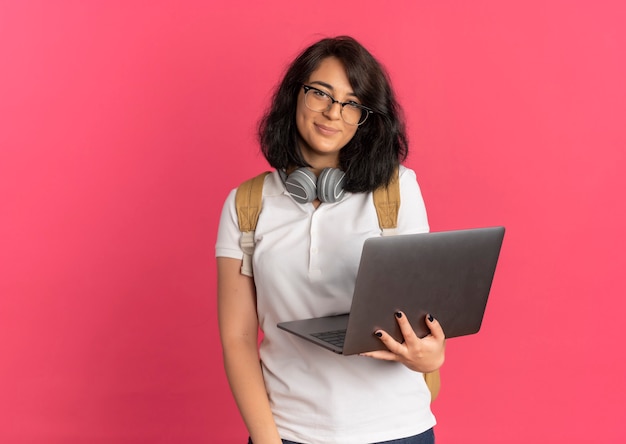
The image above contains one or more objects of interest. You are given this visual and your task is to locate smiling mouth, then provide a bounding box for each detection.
[316,123,339,135]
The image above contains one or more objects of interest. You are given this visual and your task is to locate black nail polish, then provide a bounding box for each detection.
[428,314,434,322]
[375,331,382,337]
[395,311,403,318]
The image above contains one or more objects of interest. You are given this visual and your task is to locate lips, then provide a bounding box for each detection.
[315,123,340,136]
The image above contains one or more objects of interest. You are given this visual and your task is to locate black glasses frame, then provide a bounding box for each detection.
[301,84,374,125]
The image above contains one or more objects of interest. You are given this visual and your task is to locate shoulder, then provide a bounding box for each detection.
[262,170,285,197]
[397,165,425,193]
[397,165,429,233]
[235,170,284,198]
[398,164,417,182]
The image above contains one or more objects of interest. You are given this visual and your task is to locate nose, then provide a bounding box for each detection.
[323,101,342,120]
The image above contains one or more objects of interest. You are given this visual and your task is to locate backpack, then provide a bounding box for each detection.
[234,170,441,402]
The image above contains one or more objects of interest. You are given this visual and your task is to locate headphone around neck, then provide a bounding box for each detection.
[280,167,346,204]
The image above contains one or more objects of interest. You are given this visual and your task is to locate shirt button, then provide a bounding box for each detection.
[311,247,318,254]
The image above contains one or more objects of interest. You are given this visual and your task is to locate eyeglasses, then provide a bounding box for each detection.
[302,84,374,126]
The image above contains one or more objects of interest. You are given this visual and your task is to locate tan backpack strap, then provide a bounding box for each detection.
[372,167,400,236]
[235,172,269,232]
[424,370,441,402]
[235,171,270,276]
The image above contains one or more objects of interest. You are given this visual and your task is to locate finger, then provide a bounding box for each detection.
[372,329,406,355]
[394,311,419,345]
[426,314,446,341]
[359,349,398,361]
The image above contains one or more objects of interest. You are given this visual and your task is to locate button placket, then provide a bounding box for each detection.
[309,210,321,278]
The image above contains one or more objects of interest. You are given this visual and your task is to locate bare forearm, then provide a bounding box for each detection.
[218,257,281,443]
[223,341,281,444]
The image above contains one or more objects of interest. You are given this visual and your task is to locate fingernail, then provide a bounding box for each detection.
[374,331,383,337]
[428,314,434,322]
[395,311,403,318]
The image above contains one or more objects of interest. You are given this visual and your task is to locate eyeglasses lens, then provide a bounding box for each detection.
[304,88,367,126]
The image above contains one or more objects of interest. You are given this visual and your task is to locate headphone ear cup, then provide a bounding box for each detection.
[284,168,318,204]
[317,168,346,203]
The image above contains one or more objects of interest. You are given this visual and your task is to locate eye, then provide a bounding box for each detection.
[345,101,362,110]
[312,89,330,99]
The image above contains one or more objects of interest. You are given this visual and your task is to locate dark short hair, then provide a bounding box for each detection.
[258,36,408,193]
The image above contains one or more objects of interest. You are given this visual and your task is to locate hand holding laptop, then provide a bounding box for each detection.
[360,311,446,373]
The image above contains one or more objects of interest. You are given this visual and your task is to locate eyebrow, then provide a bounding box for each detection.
[309,80,358,99]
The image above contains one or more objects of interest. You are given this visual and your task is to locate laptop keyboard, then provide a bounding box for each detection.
[311,329,346,348]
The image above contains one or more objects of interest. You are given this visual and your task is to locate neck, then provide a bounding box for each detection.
[301,157,340,177]
[296,140,341,176]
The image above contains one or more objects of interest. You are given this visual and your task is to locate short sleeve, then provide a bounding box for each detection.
[215,188,244,259]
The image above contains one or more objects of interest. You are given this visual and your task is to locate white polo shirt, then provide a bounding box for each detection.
[216,166,435,444]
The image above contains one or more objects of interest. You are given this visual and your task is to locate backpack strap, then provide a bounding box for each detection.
[235,171,270,277]
[372,168,401,236]
[424,370,441,402]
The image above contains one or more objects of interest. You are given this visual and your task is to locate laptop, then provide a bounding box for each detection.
[277,227,505,355]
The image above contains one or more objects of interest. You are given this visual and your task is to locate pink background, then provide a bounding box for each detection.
[1,1,625,443]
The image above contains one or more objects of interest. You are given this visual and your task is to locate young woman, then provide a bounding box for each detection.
[216,36,445,444]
